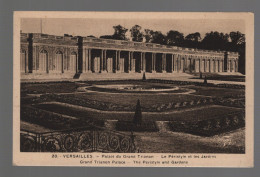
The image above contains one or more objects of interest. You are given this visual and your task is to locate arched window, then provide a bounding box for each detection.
[69,52,77,72]
[53,51,63,72]
[38,50,48,72]
[20,50,26,73]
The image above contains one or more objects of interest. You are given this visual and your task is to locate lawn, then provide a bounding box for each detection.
[187,85,245,98]
[134,128,245,153]
[191,73,245,82]
[21,82,79,95]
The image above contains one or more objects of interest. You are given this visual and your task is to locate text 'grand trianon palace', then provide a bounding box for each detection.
[20,33,239,79]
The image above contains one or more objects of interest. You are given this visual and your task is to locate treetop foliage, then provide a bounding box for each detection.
[97,24,245,54]
[96,24,245,74]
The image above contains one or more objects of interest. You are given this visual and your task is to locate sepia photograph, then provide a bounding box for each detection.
[13,12,254,167]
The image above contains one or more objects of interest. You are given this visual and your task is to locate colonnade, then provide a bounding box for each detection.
[80,48,229,74]
[20,47,239,74]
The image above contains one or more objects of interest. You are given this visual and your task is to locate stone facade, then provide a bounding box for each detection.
[20,33,239,77]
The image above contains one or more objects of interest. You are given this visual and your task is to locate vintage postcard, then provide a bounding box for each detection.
[13,11,254,167]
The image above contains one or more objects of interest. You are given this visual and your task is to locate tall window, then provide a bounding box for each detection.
[20,50,26,73]
[38,50,47,72]
[55,51,63,72]
[69,52,77,72]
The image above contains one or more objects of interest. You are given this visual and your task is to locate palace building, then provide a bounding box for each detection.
[20,33,239,79]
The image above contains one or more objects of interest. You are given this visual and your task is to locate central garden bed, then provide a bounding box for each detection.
[84,83,192,94]
[33,102,242,122]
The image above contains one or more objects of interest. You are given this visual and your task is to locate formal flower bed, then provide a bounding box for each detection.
[169,111,245,136]
[21,81,79,95]
[150,97,215,112]
[191,73,245,82]
[148,79,245,89]
[35,94,213,112]
[214,98,245,108]
[27,93,244,114]
[21,106,104,130]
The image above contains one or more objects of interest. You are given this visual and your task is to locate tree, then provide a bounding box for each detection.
[184,32,201,48]
[144,29,153,43]
[201,31,229,50]
[166,30,184,46]
[133,99,142,125]
[150,31,166,45]
[130,25,144,42]
[229,31,245,45]
[229,31,245,74]
[112,25,128,40]
[185,32,201,42]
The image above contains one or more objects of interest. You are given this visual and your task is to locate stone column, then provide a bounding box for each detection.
[176,56,180,72]
[131,51,135,73]
[82,48,87,73]
[25,50,29,73]
[208,59,211,72]
[218,60,220,72]
[152,53,156,73]
[171,54,174,73]
[227,60,229,72]
[233,60,236,72]
[203,58,205,72]
[235,60,238,72]
[115,50,118,73]
[178,56,181,72]
[173,54,177,72]
[103,50,107,72]
[142,52,146,72]
[88,49,92,72]
[128,51,131,73]
[100,49,103,73]
[162,53,166,73]
[234,60,236,72]
[222,60,224,72]
[212,59,216,73]
[32,46,37,72]
[199,59,201,72]
[140,52,143,72]
[117,50,121,72]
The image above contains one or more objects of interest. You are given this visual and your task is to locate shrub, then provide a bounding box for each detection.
[116,121,158,132]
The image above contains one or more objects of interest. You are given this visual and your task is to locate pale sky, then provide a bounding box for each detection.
[21,18,245,39]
